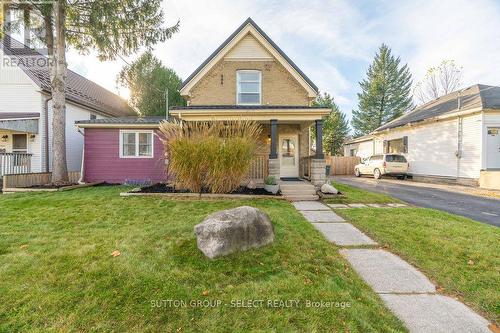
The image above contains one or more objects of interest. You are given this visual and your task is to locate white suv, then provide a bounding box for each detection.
[354,154,409,179]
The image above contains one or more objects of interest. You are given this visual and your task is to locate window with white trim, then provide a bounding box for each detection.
[120,131,153,158]
[237,70,261,105]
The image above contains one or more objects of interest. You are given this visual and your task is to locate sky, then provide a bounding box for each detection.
[66,0,500,121]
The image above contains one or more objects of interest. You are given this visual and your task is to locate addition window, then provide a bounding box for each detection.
[237,70,261,105]
[120,130,154,158]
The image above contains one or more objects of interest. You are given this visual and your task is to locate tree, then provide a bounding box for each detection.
[313,92,349,156]
[2,0,179,183]
[117,52,185,116]
[351,44,413,137]
[414,60,463,104]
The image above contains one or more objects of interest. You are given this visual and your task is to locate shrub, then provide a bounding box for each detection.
[159,120,263,194]
[264,176,277,185]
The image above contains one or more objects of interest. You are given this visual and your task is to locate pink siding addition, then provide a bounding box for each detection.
[83,128,167,184]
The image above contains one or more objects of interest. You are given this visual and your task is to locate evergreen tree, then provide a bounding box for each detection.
[118,52,185,116]
[352,44,413,136]
[313,92,350,156]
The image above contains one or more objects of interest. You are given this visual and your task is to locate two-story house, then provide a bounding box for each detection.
[76,18,330,186]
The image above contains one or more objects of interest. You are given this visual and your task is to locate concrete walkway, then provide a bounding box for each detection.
[292,201,491,333]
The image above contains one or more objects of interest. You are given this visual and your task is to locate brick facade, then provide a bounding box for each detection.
[188,60,312,106]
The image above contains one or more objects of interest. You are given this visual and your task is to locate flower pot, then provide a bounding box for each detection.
[264,184,279,194]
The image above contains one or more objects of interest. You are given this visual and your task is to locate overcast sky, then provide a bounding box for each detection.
[67,0,500,120]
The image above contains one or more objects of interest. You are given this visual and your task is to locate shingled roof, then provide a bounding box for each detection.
[376,84,500,132]
[0,35,135,117]
[75,116,168,125]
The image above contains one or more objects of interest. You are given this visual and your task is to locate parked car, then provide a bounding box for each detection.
[354,154,409,179]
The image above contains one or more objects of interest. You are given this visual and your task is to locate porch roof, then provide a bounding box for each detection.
[0,112,39,133]
[170,105,331,122]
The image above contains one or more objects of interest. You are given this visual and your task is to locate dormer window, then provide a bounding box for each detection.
[237,70,261,105]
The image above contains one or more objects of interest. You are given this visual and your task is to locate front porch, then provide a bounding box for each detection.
[170,105,330,186]
[0,152,33,178]
[0,130,38,178]
[0,113,40,178]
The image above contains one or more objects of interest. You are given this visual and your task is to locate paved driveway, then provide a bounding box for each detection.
[333,176,500,227]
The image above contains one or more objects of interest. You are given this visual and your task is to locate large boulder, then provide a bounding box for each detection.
[321,183,339,194]
[194,206,274,259]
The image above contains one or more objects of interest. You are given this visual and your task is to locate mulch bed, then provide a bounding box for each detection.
[138,183,281,196]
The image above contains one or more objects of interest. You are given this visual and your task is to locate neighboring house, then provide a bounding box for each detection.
[77,18,330,185]
[343,84,500,189]
[0,36,134,178]
[343,134,375,159]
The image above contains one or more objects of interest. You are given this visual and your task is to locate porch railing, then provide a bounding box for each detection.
[247,154,268,182]
[300,156,313,180]
[0,153,33,178]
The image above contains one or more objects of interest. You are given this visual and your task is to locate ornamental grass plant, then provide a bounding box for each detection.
[159,120,263,194]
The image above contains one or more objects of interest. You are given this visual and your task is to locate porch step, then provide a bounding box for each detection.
[280,185,317,191]
[284,194,319,201]
[279,181,319,201]
[281,189,318,195]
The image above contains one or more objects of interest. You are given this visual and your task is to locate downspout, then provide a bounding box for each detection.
[43,97,52,172]
[77,127,85,184]
[456,91,463,179]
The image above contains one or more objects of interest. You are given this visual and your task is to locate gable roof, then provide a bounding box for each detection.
[376,84,500,132]
[0,35,135,117]
[180,18,319,97]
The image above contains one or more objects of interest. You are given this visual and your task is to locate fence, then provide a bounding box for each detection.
[2,171,81,190]
[326,156,361,175]
[0,153,32,177]
[247,155,268,182]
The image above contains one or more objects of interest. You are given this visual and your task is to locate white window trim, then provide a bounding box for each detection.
[236,70,261,105]
[119,130,154,159]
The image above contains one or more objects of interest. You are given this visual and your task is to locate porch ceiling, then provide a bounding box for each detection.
[170,106,331,122]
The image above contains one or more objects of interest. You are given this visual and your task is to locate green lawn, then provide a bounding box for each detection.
[0,186,405,332]
[330,183,500,323]
[323,181,402,204]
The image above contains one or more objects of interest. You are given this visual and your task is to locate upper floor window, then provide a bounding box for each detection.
[237,70,261,105]
[120,130,154,158]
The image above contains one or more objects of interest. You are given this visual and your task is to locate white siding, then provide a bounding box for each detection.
[344,140,374,158]
[357,140,374,158]
[374,119,459,178]
[0,49,41,114]
[47,101,109,172]
[459,114,482,178]
[225,34,273,60]
[373,114,484,179]
[0,49,43,172]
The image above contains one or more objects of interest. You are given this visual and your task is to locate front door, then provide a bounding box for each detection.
[279,135,299,178]
[486,127,500,169]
